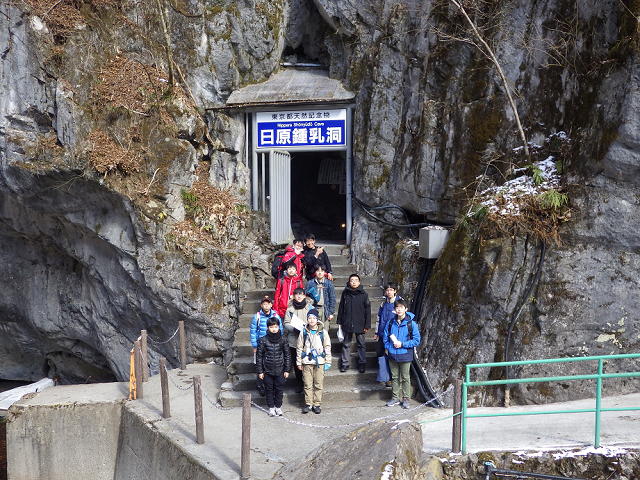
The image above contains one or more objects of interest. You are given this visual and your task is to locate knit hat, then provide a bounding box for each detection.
[307,309,319,319]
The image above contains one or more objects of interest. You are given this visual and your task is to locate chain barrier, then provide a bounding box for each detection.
[202,388,235,411]
[248,387,453,430]
[166,369,194,391]
[147,326,180,345]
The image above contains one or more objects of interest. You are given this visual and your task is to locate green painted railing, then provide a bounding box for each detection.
[461,353,640,454]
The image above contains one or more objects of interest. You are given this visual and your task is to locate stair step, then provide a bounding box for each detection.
[230,369,378,391]
[219,382,391,407]
[232,338,379,356]
[237,304,382,321]
[242,285,383,302]
[229,351,380,374]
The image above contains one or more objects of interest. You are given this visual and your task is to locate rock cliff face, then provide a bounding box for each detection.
[1,0,639,401]
[311,0,639,402]
[0,0,286,382]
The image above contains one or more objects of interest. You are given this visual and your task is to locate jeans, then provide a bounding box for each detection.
[340,331,366,368]
[388,359,412,400]
[263,374,286,408]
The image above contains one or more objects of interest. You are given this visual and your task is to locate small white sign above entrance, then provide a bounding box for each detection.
[255,108,347,150]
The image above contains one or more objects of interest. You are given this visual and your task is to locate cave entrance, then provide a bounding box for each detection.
[290,151,346,241]
[224,67,355,245]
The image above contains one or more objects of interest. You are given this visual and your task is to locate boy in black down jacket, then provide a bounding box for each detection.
[256,318,291,416]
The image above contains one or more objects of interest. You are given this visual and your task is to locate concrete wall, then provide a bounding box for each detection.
[113,407,216,480]
[7,401,122,480]
[6,383,217,480]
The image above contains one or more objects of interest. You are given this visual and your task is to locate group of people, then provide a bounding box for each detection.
[250,234,421,417]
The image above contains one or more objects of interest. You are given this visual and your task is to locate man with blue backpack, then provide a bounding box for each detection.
[382,299,420,409]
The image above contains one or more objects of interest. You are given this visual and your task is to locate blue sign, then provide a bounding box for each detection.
[255,109,347,150]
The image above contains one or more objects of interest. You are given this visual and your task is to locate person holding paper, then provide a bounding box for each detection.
[382,299,420,409]
[284,288,313,393]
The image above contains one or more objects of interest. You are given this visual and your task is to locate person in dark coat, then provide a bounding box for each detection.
[337,274,371,373]
[302,234,333,281]
[256,318,291,417]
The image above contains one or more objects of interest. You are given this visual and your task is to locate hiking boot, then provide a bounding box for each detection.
[400,399,410,409]
[275,407,283,416]
[268,407,276,417]
[386,399,400,407]
[302,405,311,414]
[312,405,321,414]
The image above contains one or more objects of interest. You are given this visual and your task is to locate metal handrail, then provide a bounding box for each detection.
[461,353,640,453]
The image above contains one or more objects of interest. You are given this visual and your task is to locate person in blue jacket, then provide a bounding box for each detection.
[374,283,403,385]
[382,299,420,409]
[250,297,283,352]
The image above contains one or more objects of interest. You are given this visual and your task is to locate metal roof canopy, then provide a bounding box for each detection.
[226,68,355,108]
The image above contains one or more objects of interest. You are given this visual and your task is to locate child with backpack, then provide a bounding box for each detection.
[283,287,313,393]
[274,261,304,318]
[250,297,283,395]
[382,299,420,409]
[296,309,331,414]
[256,318,291,416]
[374,283,403,386]
[272,239,305,280]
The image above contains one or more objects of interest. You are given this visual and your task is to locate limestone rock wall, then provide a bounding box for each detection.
[309,0,639,402]
[0,0,287,382]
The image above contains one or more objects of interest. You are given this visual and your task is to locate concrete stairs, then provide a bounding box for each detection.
[219,244,385,407]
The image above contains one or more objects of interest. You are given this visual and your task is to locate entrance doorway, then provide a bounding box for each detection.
[290,151,346,241]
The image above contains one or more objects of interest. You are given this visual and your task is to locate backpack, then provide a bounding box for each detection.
[387,317,414,341]
[301,329,326,363]
[271,250,286,278]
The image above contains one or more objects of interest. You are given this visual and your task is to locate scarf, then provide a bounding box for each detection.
[292,298,307,310]
[267,331,281,343]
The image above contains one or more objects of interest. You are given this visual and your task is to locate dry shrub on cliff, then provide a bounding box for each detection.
[172,162,246,250]
[22,0,85,39]
[87,129,141,175]
[93,55,172,114]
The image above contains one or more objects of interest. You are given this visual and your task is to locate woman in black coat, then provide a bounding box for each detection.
[337,274,371,373]
[256,318,291,416]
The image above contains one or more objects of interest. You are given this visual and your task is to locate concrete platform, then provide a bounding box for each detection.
[8,365,639,480]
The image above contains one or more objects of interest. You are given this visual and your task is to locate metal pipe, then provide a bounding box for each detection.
[595,359,603,447]
[279,62,325,68]
[484,461,587,480]
[346,107,353,246]
[467,352,640,369]
[251,113,258,210]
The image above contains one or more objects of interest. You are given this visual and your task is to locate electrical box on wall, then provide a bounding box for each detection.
[419,226,450,259]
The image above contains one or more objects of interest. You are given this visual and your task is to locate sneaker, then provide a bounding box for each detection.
[358,365,366,373]
[386,399,400,407]
[400,399,410,409]
[268,407,276,417]
[339,366,348,372]
[302,405,311,414]
[312,405,321,414]
[275,407,283,416]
